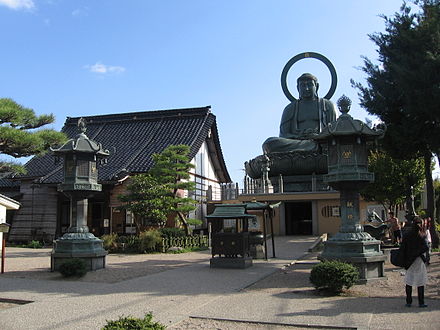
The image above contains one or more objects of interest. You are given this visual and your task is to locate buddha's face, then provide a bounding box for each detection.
[298,79,318,100]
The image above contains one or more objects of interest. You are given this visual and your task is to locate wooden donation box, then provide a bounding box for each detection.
[207,204,255,269]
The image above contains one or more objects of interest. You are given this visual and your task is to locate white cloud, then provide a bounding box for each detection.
[72,7,89,17]
[85,62,126,75]
[0,0,35,10]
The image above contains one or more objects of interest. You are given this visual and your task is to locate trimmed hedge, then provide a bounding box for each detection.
[59,258,87,277]
[101,230,208,254]
[310,260,359,293]
[161,235,208,252]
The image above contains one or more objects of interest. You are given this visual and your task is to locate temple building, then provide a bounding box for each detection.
[0,106,231,242]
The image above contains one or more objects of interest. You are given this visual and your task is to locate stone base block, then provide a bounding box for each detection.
[210,257,253,269]
[51,252,107,272]
[319,239,387,283]
[319,254,386,283]
[321,239,383,257]
[51,237,107,272]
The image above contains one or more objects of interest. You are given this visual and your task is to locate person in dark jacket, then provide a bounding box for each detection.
[401,216,429,307]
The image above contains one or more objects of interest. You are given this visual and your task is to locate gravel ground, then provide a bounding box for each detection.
[2,247,438,329]
[170,252,440,329]
[243,252,440,299]
[170,318,314,329]
[0,302,18,311]
[2,247,211,283]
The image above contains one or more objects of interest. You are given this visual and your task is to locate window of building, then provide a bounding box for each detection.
[126,210,134,225]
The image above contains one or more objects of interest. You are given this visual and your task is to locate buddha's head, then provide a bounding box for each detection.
[297,73,319,100]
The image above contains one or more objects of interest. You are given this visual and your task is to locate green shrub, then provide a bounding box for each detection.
[26,240,43,249]
[118,235,141,253]
[102,312,166,330]
[310,260,359,293]
[102,233,120,253]
[159,227,185,238]
[59,258,87,277]
[186,218,202,226]
[139,229,162,253]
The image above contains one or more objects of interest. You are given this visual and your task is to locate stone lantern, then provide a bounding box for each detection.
[51,118,110,272]
[314,95,387,282]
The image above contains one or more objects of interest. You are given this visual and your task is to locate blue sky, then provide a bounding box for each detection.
[1,0,416,184]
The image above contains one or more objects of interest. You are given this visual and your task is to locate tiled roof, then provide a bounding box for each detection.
[16,106,231,184]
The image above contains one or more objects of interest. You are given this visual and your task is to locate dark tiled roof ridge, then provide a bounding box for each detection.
[0,105,233,187]
[118,118,164,174]
[188,110,212,153]
[209,119,231,182]
[64,106,212,125]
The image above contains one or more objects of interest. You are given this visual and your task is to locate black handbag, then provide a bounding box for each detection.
[390,247,406,268]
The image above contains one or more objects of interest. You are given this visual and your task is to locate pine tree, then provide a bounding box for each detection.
[352,0,440,247]
[0,98,66,173]
[119,145,197,235]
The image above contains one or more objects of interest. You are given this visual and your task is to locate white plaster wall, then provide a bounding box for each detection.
[189,141,222,221]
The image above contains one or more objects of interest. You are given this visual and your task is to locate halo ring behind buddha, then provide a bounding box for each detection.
[281,52,338,102]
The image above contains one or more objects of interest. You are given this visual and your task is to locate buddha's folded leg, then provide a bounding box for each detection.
[262,137,317,154]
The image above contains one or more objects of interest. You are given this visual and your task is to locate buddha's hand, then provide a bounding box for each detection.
[300,128,319,138]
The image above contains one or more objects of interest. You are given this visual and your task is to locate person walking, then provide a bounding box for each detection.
[424,217,432,265]
[401,216,429,308]
[386,211,402,245]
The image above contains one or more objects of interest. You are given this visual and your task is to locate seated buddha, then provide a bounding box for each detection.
[262,73,336,154]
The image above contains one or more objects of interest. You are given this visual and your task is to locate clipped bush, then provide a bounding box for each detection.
[59,258,87,277]
[139,229,162,253]
[27,240,43,249]
[102,312,165,330]
[118,235,141,253]
[102,233,119,253]
[159,227,185,238]
[310,260,359,293]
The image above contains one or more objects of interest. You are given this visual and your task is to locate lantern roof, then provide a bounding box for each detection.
[206,204,256,219]
[51,118,110,157]
[315,95,384,141]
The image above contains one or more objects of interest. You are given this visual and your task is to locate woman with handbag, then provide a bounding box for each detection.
[401,216,429,307]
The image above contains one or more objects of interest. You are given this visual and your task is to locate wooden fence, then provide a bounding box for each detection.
[161,235,208,252]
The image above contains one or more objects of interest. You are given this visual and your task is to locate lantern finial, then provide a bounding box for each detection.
[337,95,351,114]
[78,117,87,134]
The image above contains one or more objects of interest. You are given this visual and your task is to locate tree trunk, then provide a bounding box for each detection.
[429,152,440,249]
[177,211,190,236]
[424,152,439,248]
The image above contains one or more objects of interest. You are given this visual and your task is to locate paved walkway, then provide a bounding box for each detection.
[0,236,438,329]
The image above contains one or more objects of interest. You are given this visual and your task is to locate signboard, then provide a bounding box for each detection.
[0,223,10,233]
[125,226,136,234]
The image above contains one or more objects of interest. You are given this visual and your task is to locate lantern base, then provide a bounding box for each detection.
[210,256,253,269]
[319,239,386,283]
[51,235,107,272]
